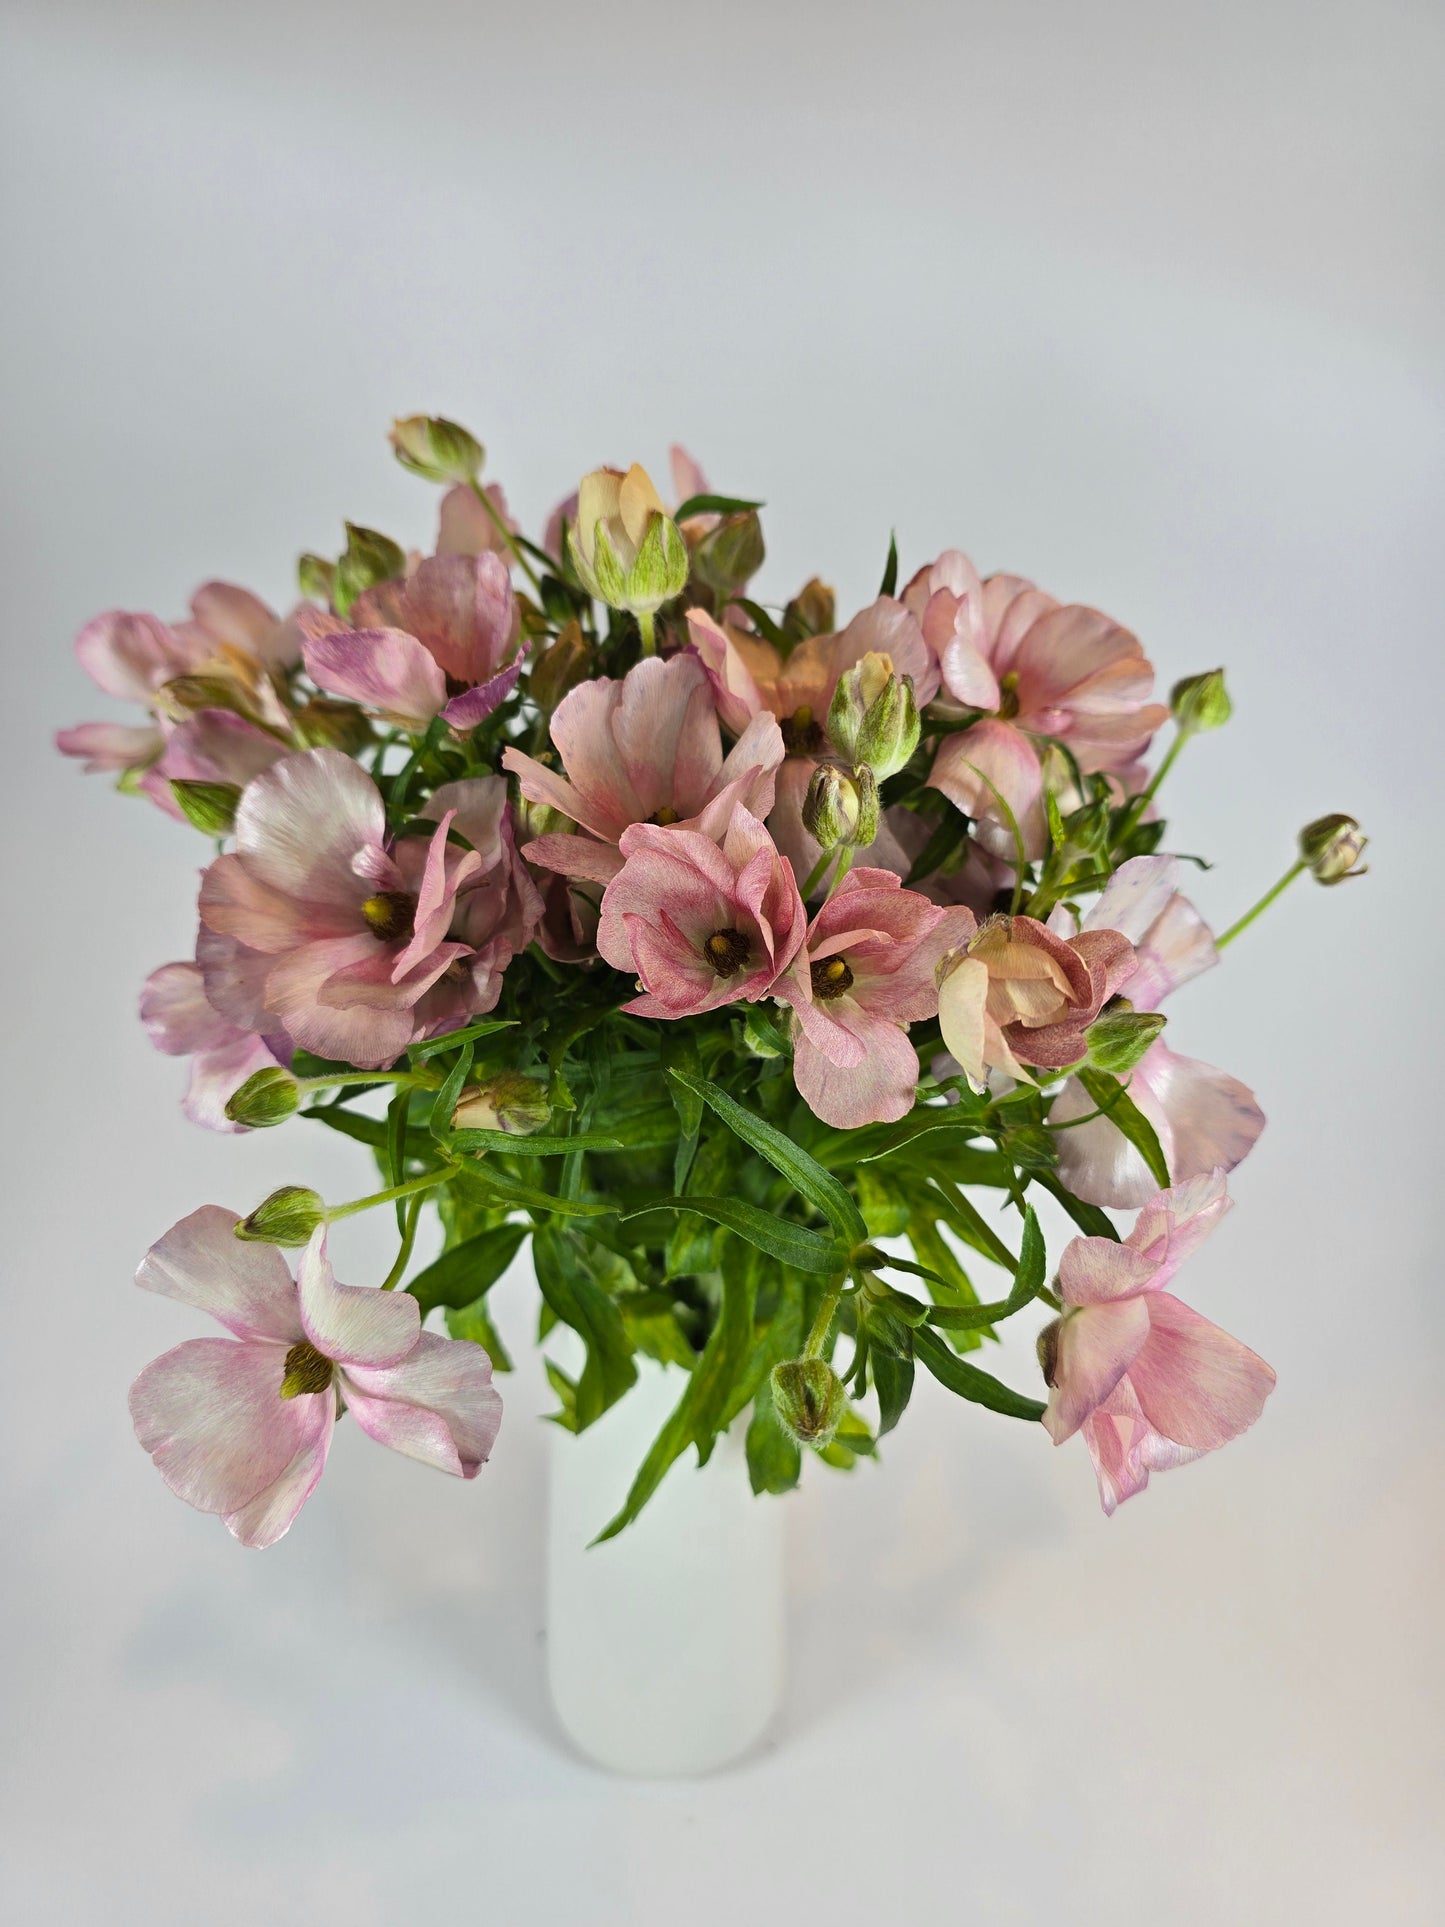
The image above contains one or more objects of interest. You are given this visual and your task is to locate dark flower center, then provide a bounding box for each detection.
[361,890,417,942]
[649,806,681,826]
[781,705,825,756]
[444,672,470,699]
[703,928,752,977]
[810,956,855,1001]
[280,1340,334,1400]
[996,670,1021,720]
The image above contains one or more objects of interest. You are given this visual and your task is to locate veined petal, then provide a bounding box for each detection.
[1128,1293,1276,1452]
[233,749,385,906]
[140,961,236,1057]
[304,627,447,729]
[296,1226,419,1368]
[222,1395,335,1547]
[341,1331,502,1478]
[1043,1297,1151,1443]
[136,1204,302,1342]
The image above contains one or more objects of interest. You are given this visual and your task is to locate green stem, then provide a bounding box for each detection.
[1139,727,1188,808]
[820,844,853,905]
[469,479,545,596]
[379,1189,425,1291]
[637,609,658,657]
[327,1165,455,1224]
[298,1070,435,1095]
[804,1275,846,1359]
[1215,860,1306,951]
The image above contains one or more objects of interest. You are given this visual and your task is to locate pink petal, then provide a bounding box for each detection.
[222,1394,335,1547]
[75,610,202,703]
[304,627,447,728]
[1050,1058,1178,1209]
[1127,1293,1276,1452]
[1056,1235,1159,1308]
[1127,1170,1232,1283]
[390,551,516,688]
[793,1013,921,1128]
[186,582,284,660]
[1126,894,1217,1008]
[55,720,163,772]
[436,482,514,557]
[441,651,527,730]
[927,720,1046,861]
[424,776,509,870]
[523,832,624,884]
[295,1226,420,1368]
[262,934,416,1066]
[1134,1043,1265,1193]
[140,961,236,1056]
[341,1330,503,1478]
[686,608,768,737]
[135,1204,302,1343]
[1043,1297,1152,1443]
[1080,1376,1203,1514]
[130,1335,326,1516]
[158,709,289,789]
[232,749,385,907]
[1083,855,1182,945]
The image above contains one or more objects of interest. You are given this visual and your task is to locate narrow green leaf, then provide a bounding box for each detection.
[1075,1068,1170,1190]
[872,1348,914,1436]
[746,1386,802,1494]
[924,1204,1046,1329]
[731,597,788,649]
[880,529,899,598]
[534,1226,637,1430]
[621,1197,843,1273]
[673,491,764,521]
[405,1221,528,1316]
[450,1162,613,1218]
[912,1325,1046,1422]
[926,1177,1018,1271]
[669,1070,867,1245]
[430,1041,474,1148]
[408,1018,516,1062]
[302,1104,431,1158]
[544,1358,579,1431]
[449,1129,623,1157]
[385,1090,407,1232]
[1032,1169,1120,1240]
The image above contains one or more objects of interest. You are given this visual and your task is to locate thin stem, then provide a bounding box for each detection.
[327,1165,455,1224]
[801,845,840,899]
[379,1189,425,1291]
[298,1070,434,1095]
[637,609,657,657]
[1139,727,1187,808]
[820,843,853,905]
[469,479,545,596]
[1215,860,1306,951]
[804,1275,846,1359]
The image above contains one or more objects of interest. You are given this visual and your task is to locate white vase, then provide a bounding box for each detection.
[545,1352,787,1776]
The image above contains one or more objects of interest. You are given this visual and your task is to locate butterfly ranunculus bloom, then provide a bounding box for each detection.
[1039,1172,1275,1512]
[597,807,806,1017]
[1046,856,1266,1207]
[130,1210,502,1547]
[774,870,977,1127]
[504,652,783,887]
[936,912,1136,1089]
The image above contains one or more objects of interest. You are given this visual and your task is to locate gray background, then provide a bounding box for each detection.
[2,2,1441,1920]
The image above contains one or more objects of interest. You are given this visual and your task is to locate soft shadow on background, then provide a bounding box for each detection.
[2,2,1441,1922]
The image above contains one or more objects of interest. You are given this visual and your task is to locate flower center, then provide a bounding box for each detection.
[649,806,681,826]
[810,956,854,1001]
[279,1340,334,1400]
[781,705,825,756]
[703,928,752,977]
[361,890,417,942]
[996,670,1021,720]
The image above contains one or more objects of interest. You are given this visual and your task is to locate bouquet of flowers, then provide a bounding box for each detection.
[59,418,1366,1549]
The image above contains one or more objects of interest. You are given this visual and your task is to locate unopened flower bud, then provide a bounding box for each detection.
[1170,667,1232,734]
[236,1185,325,1246]
[334,523,407,620]
[803,763,880,851]
[390,415,486,486]
[827,653,919,779]
[1299,813,1368,884]
[529,619,592,712]
[691,510,766,595]
[784,577,835,639]
[225,1066,301,1128]
[297,552,336,604]
[771,1357,848,1449]
[1083,1005,1167,1075]
[169,779,241,836]
[452,1072,551,1137]
[293,696,374,754]
[567,465,689,618]
[155,674,260,724]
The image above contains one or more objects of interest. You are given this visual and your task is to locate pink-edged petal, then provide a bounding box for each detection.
[232,749,385,906]
[1043,1297,1152,1443]
[423,776,509,869]
[222,1393,335,1547]
[523,832,624,884]
[75,610,201,702]
[135,1204,302,1343]
[927,720,1046,861]
[56,720,163,771]
[1127,1170,1232,1281]
[441,650,527,731]
[140,961,236,1056]
[263,934,416,1066]
[1135,1043,1266,1190]
[1056,1234,1158,1308]
[304,626,447,729]
[1079,1377,1203,1514]
[686,607,768,737]
[184,1031,285,1134]
[793,1015,920,1128]
[295,1226,419,1368]
[158,708,289,789]
[340,1331,503,1478]
[1127,1294,1276,1452]
[129,1335,324,1515]
[436,481,515,557]
[1128,894,1217,1007]
[500,744,593,832]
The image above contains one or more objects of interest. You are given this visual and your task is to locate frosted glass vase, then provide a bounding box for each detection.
[545,1353,787,1776]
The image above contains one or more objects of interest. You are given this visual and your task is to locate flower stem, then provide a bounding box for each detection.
[379,1188,426,1291]
[1215,860,1306,951]
[804,1275,846,1359]
[820,844,853,905]
[1139,727,1187,808]
[801,846,838,899]
[468,478,545,597]
[637,610,658,657]
[327,1165,455,1224]
[299,1070,435,1095]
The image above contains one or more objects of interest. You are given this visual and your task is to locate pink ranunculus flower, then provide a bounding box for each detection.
[302,552,524,734]
[140,962,291,1133]
[130,1211,503,1548]
[597,807,806,1018]
[197,748,488,1068]
[1046,855,1266,1207]
[1040,1172,1276,1513]
[503,652,784,887]
[774,870,977,1128]
[937,912,1135,1089]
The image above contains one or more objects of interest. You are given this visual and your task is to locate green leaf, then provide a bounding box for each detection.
[544,1358,579,1431]
[912,1324,1046,1422]
[746,1387,802,1494]
[1032,1169,1120,1240]
[1074,1068,1170,1190]
[302,1103,432,1158]
[449,1129,623,1157]
[405,1222,528,1317]
[448,1163,614,1218]
[430,1041,474,1148]
[879,529,899,598]
[669,1070,868,1246]
[903,1212,987,1351]
[408,1019,516,1062]
[923,1204,1046,1330]
[872,1348,914,1436]
[731,597,788,649]
[926,1177,1019,1272]
[621,1197,844,1273]
[673,492,764,521]
[534,1227,637,1430]
[446,1295,514,1371]
[856,1165,909,1237]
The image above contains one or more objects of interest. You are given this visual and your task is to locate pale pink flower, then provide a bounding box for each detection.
[937,912,1135,1089]
[197,748,490,1067]
[302,553,524,733]
[140,962,290,1133]
[55,719,165,774]
[1047,856,1266,1206]
[1040,1172,1276,1513]
[597,807,806,1018]
[504,652,783,886]
[774,870,976,1127]
[130,1211,502,1547]
[435,482,517,557]
[927,716,1048,862]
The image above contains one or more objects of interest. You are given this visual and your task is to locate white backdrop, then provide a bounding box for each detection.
[2,3,1441,1922]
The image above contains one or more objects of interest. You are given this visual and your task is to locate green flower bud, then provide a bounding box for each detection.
[1170,668,1233,734]
[389,415,486,485]
[334,523,407,621]
[169,779,242,836]
[827,653,920,779]
[225,1066,301,1128]
[691,510,766,595]
[452,1071,551,1137]
[770,1357,848,1449]
[567,465,689,618]
[802,764,880,851]
[293,696,374,754]
[297,552,337,604]
[528,619,592,713]
[783,577,835,639]
[236,1185,325,1247]
[1299,813,1368,884]
[1083,1005,1168,1075]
